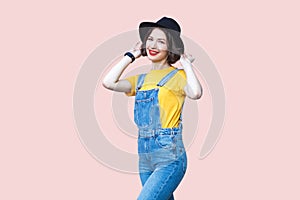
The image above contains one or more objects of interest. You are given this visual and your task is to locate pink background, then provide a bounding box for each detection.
[1,0,299,199]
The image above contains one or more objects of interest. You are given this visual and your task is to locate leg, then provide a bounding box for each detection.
[140,169,174,200]
[137,154,187,200]
[139,167,174,199]
[139,171,152,186]
[139,152,153,186]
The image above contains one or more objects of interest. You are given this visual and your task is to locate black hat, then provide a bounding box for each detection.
[139,17,182,42]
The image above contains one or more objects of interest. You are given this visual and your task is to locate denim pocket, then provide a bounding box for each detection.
[134,97,154,128]
[155,135,175,149]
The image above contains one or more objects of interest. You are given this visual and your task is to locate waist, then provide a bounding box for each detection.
[138,124,182,138]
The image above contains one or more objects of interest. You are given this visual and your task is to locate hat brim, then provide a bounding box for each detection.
[139,22,181,42]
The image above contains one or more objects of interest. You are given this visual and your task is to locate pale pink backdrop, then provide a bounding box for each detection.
[1,0,299,199]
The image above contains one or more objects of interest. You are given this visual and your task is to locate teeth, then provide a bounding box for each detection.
[150,50,158,54]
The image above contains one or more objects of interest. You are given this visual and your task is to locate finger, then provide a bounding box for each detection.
[180,55,185,61]
[189,57,195,63]
[186,53,195,63]
[134,41,141,49]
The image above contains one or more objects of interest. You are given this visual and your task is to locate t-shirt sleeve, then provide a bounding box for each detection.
[178,70,187,96]
[124,75,138,96]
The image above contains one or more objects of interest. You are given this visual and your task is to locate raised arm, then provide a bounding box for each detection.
[179,54,203,100]
[102,42,141,92]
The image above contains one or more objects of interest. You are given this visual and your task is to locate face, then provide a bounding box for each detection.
[145,28,168,63]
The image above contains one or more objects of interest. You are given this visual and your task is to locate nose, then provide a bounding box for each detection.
[149,40,158,49]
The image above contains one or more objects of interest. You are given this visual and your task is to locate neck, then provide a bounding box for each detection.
[151,60,171,70]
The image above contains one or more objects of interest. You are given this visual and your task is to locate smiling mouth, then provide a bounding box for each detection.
[148,50,159,56]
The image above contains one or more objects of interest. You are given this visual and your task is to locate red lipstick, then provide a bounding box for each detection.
[148,50,159,56]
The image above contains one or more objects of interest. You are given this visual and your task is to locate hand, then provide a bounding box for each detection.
[174,53,195,69]
[129,41,142,59]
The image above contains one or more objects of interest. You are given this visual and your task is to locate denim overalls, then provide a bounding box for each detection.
[135,69,187,200]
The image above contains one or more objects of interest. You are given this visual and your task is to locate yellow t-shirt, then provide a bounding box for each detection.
[125,66,187,128]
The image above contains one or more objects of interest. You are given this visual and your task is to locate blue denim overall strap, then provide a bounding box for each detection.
[157,68,184,123]
[158,68,183,124]
[156,68,179,87]
[136,73,147,90]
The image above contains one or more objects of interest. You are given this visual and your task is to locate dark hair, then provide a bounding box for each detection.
[141,27,184,65]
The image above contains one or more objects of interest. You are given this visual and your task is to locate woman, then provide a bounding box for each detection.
[102,17,202,200]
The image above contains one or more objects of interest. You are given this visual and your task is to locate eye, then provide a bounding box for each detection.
[147,37,153,41]
[158,40,166,44]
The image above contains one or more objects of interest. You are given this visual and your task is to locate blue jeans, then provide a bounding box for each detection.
[137,128,187,200]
